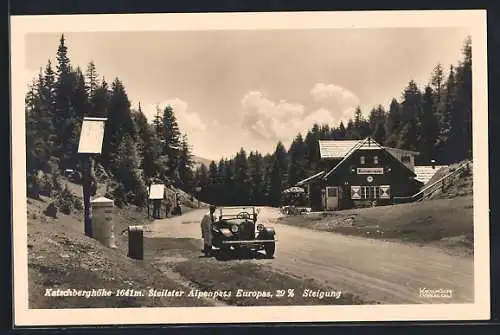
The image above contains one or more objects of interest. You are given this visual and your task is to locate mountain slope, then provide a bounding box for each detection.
[192,155,214,169]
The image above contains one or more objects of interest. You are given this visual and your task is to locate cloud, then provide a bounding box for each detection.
[303,108,338,127]
[310,83,360,112]
[240,84,359,145]
[240,91,306,142]
[141,98,207,133]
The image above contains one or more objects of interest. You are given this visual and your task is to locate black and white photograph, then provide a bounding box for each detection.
[11,10,489,326]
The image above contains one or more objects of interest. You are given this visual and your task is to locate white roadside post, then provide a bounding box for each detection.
[90,196,117,248]
[77,117,107,238]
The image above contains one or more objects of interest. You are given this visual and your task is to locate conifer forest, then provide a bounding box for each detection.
[26,34,473,208]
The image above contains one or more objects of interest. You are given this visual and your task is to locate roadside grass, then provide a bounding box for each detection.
[27,196,212,309]
[277,196,474,257]
[146,237,376,306]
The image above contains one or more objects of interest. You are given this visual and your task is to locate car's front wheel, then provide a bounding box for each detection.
[264,242,275,258]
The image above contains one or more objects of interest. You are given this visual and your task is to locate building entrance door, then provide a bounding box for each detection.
[325,186,339,210]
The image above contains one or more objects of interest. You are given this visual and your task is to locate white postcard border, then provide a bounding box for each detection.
[11,10,490,326]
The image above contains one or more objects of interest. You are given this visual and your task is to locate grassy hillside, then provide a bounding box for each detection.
[27,194,214,309]
[26,171,213,308]
[426,162,473,200]
[278,195,474,257]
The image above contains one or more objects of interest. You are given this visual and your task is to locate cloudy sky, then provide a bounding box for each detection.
[25,28,471,160]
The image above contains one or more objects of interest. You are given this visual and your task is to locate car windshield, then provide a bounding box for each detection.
[218,206,255,220]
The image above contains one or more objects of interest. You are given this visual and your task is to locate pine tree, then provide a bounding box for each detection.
[436,65,457,163]
[37,61,57,158]
[102,77,136,171]
[304,128,321,174]
[454,36,473,160]
[212,159,225,204]
[398,80,423,151]
[248,151,264,205]
[133,105,162,180]
[207,161,219,204]
[338,121,346,139]
[222,159,235,205]
[112,134,148,205]
[53,34,78,168]
[373,122,386,146]
[197,164,209,201]
[430,63,445,97]
[385,98,401,147]
[85,60,99,97]
[367,105,386,144]
[73,67,89,119]
[41,60,56,114]
[178,133,195,191]
[161,105,182,180]
[233,148,250,205]
[420,85,439,163]
[26,73,52,174]
[287,134,307,186]
[267,158,282,207]
[89,78,109,118]
[152,104,163,138]
[274,141,288,187]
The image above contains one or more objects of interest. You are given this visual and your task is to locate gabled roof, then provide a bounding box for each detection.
[296,171,326,186]
[414,165,448,184]
[318,140,362,159]
[383,146,420,157]
[319,139,420,160]
[322,137,417,179]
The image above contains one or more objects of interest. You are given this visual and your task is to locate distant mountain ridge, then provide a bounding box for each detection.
[192,155,214,169]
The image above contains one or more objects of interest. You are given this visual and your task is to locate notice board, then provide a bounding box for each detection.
[77,117,107,154]
[149,184,165,200]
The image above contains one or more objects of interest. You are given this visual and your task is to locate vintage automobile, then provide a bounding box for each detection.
[211,206,276,257]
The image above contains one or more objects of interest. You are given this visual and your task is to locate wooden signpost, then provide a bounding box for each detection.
[77,117,107,237]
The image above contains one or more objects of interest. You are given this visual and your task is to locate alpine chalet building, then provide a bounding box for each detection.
[296,137,442,211]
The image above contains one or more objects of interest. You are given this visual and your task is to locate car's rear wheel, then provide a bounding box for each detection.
[264,242,275,258]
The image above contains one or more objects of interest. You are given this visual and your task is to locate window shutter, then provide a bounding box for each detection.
[351,186,361,199]
[380,185,391,199]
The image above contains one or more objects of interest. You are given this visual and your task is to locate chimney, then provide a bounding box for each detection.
[430,160,436,169]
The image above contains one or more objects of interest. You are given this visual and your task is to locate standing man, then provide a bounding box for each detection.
[175,193,181,216]
[200,205,216,256]
[165,196,172,218]
[153,198,161,219]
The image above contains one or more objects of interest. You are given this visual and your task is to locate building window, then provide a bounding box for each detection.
[401,155,411,163]
[351,185,391,200]
[373,156,379,164]
[326,187,337,197]
[360,156,365,165]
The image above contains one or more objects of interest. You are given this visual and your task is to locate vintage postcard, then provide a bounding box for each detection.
[11,10,489,326]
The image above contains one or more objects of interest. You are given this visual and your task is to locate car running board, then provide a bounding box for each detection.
[221,240,277,244]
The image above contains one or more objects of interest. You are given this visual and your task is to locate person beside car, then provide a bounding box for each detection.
[200,205,217,256]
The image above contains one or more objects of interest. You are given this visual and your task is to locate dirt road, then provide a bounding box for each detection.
[145,207,474,304]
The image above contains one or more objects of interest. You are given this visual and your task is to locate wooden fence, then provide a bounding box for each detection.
[393,160,472,204]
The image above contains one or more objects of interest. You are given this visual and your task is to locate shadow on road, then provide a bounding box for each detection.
[212,249,274,262]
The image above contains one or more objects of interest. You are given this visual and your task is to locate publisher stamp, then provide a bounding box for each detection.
[419,288,453,299]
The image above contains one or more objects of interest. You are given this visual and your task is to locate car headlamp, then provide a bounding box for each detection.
[231,224,239,233]
[257,224,264,232]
